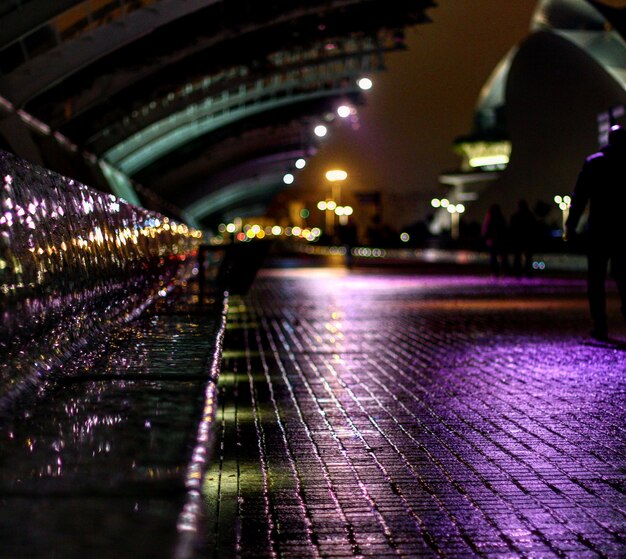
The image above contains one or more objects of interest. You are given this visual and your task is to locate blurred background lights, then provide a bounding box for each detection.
[283,173,295,185]
[317,201,327,211]
[357,77,373,90]
[400,232,410,242]
[295,158,306,169]
[314,125,328,137]
[225,223,236,233]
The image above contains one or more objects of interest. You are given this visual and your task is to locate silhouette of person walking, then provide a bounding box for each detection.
[482,203,509,276]
[510,199,537,278]
[565,124,626,340]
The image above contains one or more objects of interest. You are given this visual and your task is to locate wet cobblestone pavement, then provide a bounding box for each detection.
[209,269,626,558]
[0,288,225,559]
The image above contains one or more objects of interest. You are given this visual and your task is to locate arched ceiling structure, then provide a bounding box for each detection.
[0,0,436,227]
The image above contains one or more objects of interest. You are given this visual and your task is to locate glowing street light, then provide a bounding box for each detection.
[283,173,295,185]
[431,198,465,239]
[321,169,349,236]
[295,158,306,169]
[357,77,373,90]
[325,169,348,182]
[337,105,351,118]
[314,124,328,137]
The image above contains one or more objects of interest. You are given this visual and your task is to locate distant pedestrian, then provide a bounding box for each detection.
[482,203,509,276]
[338,219,358,269]
[509,199,537,278]
[565,124,626,341]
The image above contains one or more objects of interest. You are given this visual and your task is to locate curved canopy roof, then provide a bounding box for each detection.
[0,0,435,226]
[466,0,626,145]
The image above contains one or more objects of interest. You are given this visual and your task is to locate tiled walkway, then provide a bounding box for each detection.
[208,268,626,558]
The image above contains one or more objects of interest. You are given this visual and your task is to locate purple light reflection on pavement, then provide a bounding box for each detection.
[213,267,626,558]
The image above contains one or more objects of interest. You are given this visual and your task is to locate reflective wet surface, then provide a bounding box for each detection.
[0,289,224,559]
[0,150,202,413]
[210,269,626,558]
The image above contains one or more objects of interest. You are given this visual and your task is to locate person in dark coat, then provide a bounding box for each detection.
[509,199,538,278]
[482,203,509,276]
[565,124,626,340]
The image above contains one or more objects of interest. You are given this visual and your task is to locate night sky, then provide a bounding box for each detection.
[293,0,538,229]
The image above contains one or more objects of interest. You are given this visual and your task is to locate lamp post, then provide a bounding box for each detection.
[554,195,571,232]
[323,169,348,236]
[431,198,465,240]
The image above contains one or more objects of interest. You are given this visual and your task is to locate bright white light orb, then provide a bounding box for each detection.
[283,173,295,185]
[337,105,351,118]
[314,125,328,137]
[295,158,306,169]
[357,77,373,90]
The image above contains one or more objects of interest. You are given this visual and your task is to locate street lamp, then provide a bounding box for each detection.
[554,195,571,232]
[324,169,348,236]
[431,198,465,239]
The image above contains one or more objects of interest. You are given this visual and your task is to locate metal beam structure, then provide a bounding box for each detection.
[0,0,436,225]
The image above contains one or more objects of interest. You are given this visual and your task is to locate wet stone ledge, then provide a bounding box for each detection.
[0,150,203,412]
[0,287,226,559]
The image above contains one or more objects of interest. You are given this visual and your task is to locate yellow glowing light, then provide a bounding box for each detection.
[343,206,353,216]
[325,170,348,182]
[257,230,266,239]
[326,200,337,211]
[335,206,345,216]
[246,230,255,239]
[469,155,509,168]
[317,201,327,211]
[272,225,282,235]
[292,226,302,236]
[431,199,441,208]
[226,223,236,233]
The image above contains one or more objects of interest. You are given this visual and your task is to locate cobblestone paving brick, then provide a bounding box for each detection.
[206,270,626,558]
